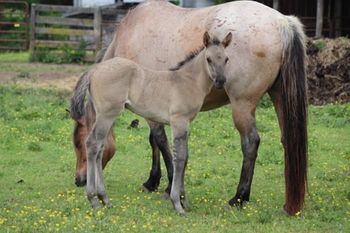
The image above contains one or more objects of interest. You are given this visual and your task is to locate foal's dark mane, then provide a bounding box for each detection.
[169,46,205,71]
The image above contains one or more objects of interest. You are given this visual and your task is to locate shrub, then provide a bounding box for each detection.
[31,40,87,64]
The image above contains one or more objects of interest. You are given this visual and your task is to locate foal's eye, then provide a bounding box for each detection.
[207,58,212,63]
[225,57,229,63]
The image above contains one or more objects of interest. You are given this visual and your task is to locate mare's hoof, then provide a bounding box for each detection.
[142,182,158,193]
[280,207,290,216]
[228,197,247,208]
[142,185,152,193]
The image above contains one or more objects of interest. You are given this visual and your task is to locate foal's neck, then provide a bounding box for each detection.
[177,50,213,94]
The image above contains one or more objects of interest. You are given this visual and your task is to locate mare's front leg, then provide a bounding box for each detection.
[170,118,189,214]
[228,100,260,207]
[86,115,115,209]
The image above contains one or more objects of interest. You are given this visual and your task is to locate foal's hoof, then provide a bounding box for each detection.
[162,192,170,200]
[105,202,113,209]
[171,196,187,215]
[180,196,189,210]
[174,204,186,215]
[90,199,102,210]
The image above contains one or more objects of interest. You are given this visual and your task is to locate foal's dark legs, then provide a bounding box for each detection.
[143,123,173,195]
[228,101,260,207]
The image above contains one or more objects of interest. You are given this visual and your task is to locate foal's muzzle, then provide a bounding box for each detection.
[214,76,226,89]
[75,175,87,187]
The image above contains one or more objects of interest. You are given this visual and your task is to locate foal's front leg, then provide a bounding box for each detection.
[86,115,115,209]
[170,119,189,214]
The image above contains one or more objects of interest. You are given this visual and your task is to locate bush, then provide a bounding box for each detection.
[31,40,87,64]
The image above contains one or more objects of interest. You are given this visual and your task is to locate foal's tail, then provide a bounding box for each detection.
[279,16,308,215]
[70,71,91,121]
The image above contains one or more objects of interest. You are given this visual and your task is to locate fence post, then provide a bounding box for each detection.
[29,3,36,59]
[316,0,324,37]
[273,0,279,11]
[94,6,102,53]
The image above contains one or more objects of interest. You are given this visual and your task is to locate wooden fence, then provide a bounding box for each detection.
[0,0,30,51]
[29,4,103,61]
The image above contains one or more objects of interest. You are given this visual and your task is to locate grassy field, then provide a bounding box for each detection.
[0,53,349,232]
[0,85,349,233]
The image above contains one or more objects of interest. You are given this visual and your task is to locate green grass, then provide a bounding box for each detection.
[0,52,29,63]
[0,85,349,233]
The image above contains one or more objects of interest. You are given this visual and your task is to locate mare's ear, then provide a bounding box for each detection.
[222,32,232,48]
[203,31,211,47]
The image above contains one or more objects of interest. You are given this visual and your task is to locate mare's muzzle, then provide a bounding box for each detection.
[75,175,87,187]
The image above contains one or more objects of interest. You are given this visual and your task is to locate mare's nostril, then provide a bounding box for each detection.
[75,176,87,187]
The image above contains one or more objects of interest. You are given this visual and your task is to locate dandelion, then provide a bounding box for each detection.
[0,217,7,225]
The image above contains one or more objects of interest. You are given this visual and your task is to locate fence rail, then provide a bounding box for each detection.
[0,0,29,51]
[29,4,102,62]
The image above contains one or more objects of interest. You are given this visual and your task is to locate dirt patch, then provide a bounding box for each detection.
[0,62,86,91]
[307,37,350,105]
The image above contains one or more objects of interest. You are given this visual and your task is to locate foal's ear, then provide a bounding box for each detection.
[203,31,211,47]
[222,32,232,48]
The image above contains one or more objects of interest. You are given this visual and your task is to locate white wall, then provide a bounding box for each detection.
[74,0,115,8]
[182,0,214,7]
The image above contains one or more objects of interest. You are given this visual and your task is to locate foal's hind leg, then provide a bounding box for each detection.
[86,114,117,209]
[170,119,189,214]
[228,100,260,207]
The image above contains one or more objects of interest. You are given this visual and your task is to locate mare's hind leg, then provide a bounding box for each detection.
[86,114,118,209]
[143,121,173,196]
[228,100,260,207]
[142,128,162,192]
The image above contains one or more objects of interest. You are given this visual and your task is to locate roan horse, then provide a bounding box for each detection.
[71,0,307,215]
[70,32,233,213]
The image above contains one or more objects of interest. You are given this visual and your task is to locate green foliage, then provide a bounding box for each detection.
[0,85,349,232]
[258,94,273,108]
[313,40,327,50]
[31,40,87,64]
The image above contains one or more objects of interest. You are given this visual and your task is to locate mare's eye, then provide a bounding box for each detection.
[225,57,229,63]
[207,58,212,63]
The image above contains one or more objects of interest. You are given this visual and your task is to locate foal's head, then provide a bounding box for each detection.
[203,31,232,89]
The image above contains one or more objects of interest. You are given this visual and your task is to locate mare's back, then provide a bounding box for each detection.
[112,1,284,72]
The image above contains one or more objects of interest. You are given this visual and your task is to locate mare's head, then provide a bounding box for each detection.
[203,31,232,89]
[72,116,88,187]
[71,102,116,187]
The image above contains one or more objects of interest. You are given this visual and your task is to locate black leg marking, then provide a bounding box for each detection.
[143,131,162,192]
[229,126,260,207]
